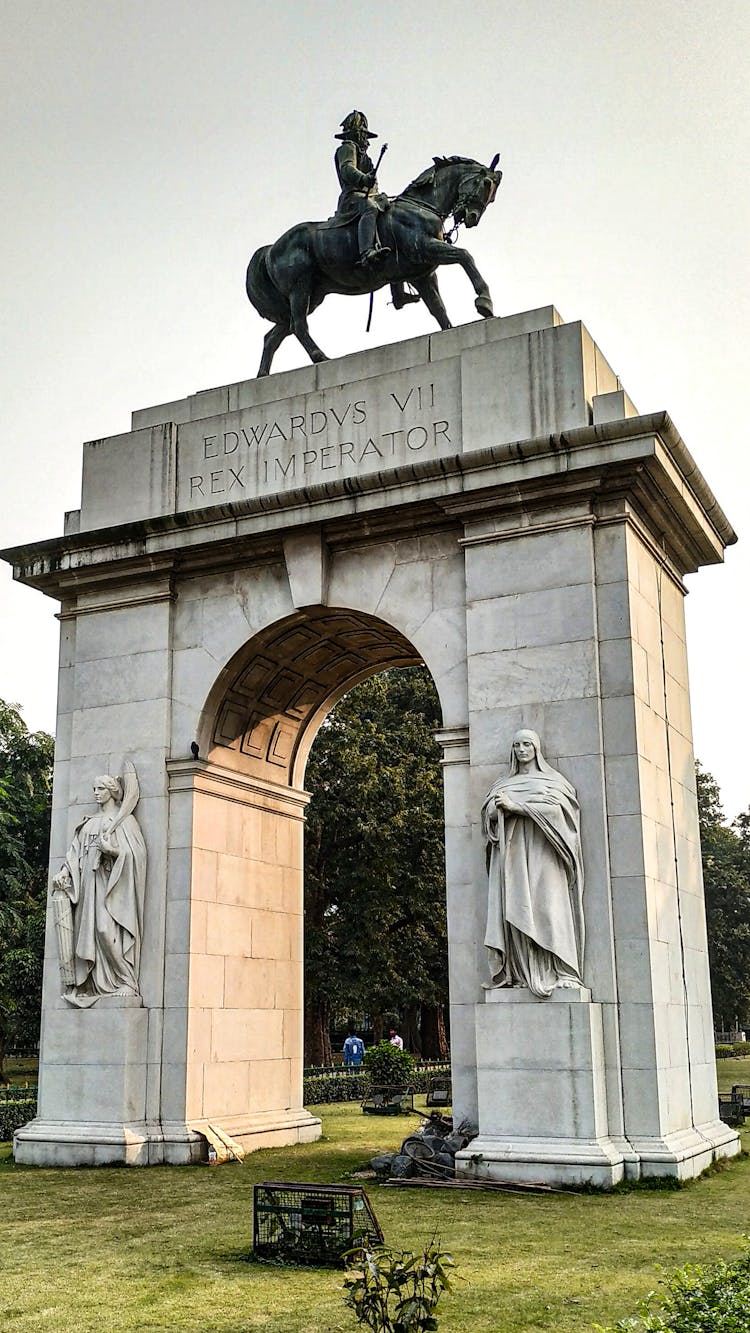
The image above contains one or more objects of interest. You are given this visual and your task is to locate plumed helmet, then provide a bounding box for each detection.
[335,109,378,141]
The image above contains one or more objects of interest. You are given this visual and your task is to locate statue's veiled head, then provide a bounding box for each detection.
[510,729,542,772]
[505,729,576,799]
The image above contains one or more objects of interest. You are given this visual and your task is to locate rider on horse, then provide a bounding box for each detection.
[333,110,391,269]
[247,127,501,376]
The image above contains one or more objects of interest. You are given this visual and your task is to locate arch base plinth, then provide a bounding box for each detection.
[13,1108,321,1167]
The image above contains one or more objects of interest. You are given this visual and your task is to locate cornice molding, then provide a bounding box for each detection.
[2,413,734,600]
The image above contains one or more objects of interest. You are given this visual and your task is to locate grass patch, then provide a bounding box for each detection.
[1,1099,749,1332]
[715,1055,750,1093]
[2,1057,38,1083]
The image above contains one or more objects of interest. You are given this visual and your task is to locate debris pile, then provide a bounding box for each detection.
[371,1112,476,1180]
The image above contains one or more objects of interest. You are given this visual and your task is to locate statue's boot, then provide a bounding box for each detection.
[358,209,392,269]
[360,246,392,269]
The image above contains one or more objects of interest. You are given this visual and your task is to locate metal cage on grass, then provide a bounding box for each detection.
[361,1085,414,1115]
[425,1076,452,1108]
[718,1093,745,1127]
[253,1181,383,1266]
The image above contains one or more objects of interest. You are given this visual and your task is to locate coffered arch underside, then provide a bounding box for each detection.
[205,606,425,787]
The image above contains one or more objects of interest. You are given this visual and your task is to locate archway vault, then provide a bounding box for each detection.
[203,606,425,789]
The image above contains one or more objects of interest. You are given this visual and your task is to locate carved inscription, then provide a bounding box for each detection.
[180,370,460,506]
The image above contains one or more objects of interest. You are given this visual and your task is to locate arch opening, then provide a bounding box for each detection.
[177,607,447,1152]
[202,606,426,788]
[303,665,448,1067]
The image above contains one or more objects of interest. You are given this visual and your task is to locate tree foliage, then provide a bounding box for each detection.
[0,701,54,1077]
[696,764,750,1030]
[303,668,446,1063]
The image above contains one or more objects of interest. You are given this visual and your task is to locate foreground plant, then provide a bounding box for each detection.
[343,1239,456,1332]
[595,1238,750,1331]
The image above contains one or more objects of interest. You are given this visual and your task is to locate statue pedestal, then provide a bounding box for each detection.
[13,1003,158,1166]
[455,988,628,1188]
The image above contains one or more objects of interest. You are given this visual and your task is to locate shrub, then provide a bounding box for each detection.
[344,1239,456,1331]
[363,1041,415,1088]
[594,1239,750,1331]
[407,1064,450,1095]
[733,1041,750,1057]
[304,1072,368,1104]
[0,1099,36,1143]
[716,1044,735,1059]
[303,1064,450,1107]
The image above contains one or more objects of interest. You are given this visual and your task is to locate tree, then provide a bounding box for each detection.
[303,668,448,1063]
[0,701,54,1078]
[696,763,750,1031]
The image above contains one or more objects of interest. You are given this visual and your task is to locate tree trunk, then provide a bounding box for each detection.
[403,1004,422,1056]
[305,997,332,1066]
[373,1012,384,1044]
[420,1003,448,1059]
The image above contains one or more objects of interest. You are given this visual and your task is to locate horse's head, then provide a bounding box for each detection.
[452,153,503,229]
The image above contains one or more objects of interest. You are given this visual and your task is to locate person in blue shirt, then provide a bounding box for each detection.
[343,1029,365,1067]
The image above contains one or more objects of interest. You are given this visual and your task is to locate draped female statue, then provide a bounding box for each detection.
[481,730,585,998]
[51,761,147,1006]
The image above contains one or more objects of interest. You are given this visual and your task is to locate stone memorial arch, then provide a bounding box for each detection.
[3,307,740,1182]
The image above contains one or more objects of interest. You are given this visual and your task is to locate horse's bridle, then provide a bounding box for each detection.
[451,169,496,227]
[401,167,495,242]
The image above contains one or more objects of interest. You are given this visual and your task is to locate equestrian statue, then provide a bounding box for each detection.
[246,110,503,377]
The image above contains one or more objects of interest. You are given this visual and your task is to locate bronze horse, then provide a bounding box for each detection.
[246,154,502,377]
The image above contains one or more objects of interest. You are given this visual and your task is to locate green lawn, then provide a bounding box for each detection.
[716,1054,750,1094]
[1,1085,749,1333]
[2,1056,37,1085]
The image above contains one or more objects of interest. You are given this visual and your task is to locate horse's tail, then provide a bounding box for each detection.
[246,246,290,324]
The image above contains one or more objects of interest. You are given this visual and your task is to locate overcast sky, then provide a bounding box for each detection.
[2,0,748,814]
